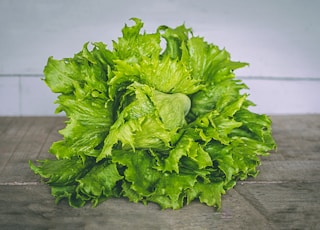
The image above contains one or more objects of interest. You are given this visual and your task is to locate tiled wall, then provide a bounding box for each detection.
[1,75,319,116]
[0,76,58,116]
[1,0,320,115]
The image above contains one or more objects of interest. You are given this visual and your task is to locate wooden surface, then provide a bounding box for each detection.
[0,115,319,230]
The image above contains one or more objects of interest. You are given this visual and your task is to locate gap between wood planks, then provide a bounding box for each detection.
[0,181,40,186]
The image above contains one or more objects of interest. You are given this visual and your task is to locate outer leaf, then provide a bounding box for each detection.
[113,18,161,61]
[148,173,196,209]
[76,162,123,207]
[29,157,93,186]
[158,23,191,59]
[50,185,84,207]
[187,181,225,209]
[112,150,161,197]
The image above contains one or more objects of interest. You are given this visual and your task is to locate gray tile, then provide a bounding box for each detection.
[242,79,320,114]
[0,77,19,115]
[20,77,58,116]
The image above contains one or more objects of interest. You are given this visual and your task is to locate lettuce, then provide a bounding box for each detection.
[30,18,276,209]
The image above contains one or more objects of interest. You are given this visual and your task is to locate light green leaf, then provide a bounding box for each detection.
[29,157,93,186]
[112,150,161,197]
[188,181,225,209]
[76,162,123,206]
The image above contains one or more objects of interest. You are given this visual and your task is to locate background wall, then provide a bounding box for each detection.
[1,0,319,115]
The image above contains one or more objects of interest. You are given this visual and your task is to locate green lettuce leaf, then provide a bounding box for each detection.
[30,18,276,210]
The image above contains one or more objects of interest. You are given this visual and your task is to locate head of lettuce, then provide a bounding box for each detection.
[30,18,276,210]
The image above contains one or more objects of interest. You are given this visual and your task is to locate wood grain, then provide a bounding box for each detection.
[0,115,319,229]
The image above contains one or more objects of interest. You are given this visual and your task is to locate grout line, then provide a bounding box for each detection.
[0,74,320,81]
[238,180,319,185]
[0,74,44,77]
[239,180,287,185]
[18,76,22,116]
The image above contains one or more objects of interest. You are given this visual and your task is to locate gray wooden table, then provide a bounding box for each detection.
[1,115,319,230]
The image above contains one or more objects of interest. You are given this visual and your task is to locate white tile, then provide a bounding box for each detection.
[20,77,59,116]
[242,79,320,115]
[0,77,19,116]
[2,76,320,116]
[1,1,320,78]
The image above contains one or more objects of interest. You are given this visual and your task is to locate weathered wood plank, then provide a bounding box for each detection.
[0,185,274,230]
[37,117,65,159]
[234,115,320,229]
[250,114,320,182]
[254,160,320,182]
[0,117,34,172]
[235,182,320,230]
[269,115,320,161]
[0,117,63,183]
[0,117,15,137]
[0,115,319,229]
